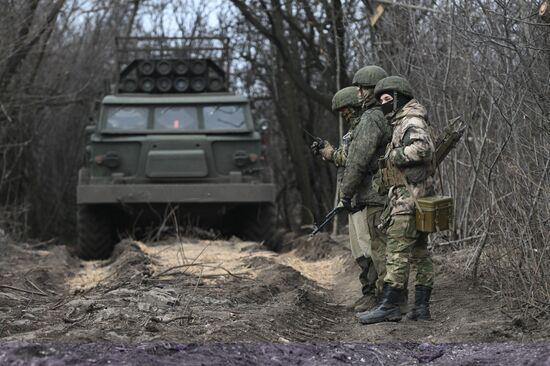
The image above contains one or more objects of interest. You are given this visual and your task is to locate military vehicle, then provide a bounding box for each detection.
[76,37,276,260]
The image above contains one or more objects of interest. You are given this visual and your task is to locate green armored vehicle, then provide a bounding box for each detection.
[76,37,276,259]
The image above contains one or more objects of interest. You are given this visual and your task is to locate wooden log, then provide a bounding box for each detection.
[540,1,550,23]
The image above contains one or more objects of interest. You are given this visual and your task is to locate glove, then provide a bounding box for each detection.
[319,143,335,160]
[310,140,323,155]
[340,196,353,212]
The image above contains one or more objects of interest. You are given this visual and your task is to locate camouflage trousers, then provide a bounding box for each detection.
[383,214,434,289]
[349,206,388,296]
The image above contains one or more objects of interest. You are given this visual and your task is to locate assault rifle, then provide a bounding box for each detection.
[309,202,366,237]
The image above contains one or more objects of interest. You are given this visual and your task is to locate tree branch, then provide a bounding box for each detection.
[229,0,333,110]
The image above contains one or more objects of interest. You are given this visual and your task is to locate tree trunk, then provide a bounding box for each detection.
[275,69,316,224]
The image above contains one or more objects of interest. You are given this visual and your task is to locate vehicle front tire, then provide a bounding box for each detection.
[239,203,281,249]
[76,204,117,260]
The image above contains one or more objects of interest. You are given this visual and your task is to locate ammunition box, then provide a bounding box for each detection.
[415,196,453,232]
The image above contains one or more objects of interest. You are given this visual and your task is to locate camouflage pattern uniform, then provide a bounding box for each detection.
[358,76,436,325]
[339,103,391,296]
[383,99,435,290]
[320,86,378,299]
[330,115,362,168]
[340,65,391,299]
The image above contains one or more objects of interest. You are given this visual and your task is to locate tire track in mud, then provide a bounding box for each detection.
[0,237,344,344]
[0,234,549,365]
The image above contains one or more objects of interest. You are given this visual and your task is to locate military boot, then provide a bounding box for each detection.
[357,284,403,324]
[353,293,379,312]
[352,281,377,312]
[407,285,432,321]
[354,256,377,312]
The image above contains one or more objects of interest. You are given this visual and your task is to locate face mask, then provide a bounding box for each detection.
[381,101,394,116]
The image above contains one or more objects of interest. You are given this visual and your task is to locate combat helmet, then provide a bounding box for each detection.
[331,86,362,112]
[374,76,414,99]
[352,66,388,88]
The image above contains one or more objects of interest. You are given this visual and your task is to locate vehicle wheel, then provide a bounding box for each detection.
[240,203,279,249]
[76,204,116,260]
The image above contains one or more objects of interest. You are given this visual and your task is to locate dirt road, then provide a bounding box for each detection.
[0,234,548,365]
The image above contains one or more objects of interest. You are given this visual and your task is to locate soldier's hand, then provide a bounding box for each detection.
[310,140,322,155]
[319,143,335,160]
[339,196,353,212]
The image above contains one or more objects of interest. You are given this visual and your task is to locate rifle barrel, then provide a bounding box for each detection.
[309,206,344,236]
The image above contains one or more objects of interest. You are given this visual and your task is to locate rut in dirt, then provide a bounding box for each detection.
[0,231,548,363]
[0,235,347,343]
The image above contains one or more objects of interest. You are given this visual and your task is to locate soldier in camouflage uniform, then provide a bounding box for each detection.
[358,76,436,325]
[339,66,392,311]
[312,85,378,310]
[316,86,363,168]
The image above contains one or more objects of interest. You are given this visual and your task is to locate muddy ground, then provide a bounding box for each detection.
[0,232,549,365]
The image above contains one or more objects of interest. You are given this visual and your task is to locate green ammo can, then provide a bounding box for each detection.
[415,196,453,232]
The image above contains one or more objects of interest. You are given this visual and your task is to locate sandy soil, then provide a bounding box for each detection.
[0,233,548,365]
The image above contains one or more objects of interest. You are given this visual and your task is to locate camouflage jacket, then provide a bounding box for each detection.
[385,99,435,216]
[330,114,362,167]
[340,106,391,206]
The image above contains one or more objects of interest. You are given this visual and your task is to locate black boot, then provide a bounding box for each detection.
[354,256,376,312]
[407,285,432,321]
[358,284,403,324]
[353,295,378,313]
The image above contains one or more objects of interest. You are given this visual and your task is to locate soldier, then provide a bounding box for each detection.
[339,66,392,309]
[312,85,378,311]
[358,76,436,325]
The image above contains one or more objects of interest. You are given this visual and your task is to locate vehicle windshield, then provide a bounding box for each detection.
[105,107,148,130]
[103,104,248,132]
[203,105,247,130]
[154,106,199,130]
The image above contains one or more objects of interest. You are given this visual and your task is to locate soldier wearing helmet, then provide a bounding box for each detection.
[338,65,392,312]
[312,66,391,313]
[352,65,388,108]
[358,76,436,325]
[313,86,364,165]
[312,85,376,311]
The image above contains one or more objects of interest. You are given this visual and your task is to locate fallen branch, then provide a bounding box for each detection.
[152,262,215,278]
[0,291,30,302]
[153,262,250,280]
[25,278,49,296]
[0,285,47,296]
[436,234,485,247]
[196,272,249,279]
[198,264,250,280]
[49,298,67,310]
